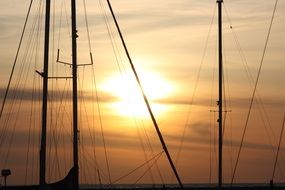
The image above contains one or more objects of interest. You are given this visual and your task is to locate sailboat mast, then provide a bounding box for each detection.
[71,0,79,189]
[106,1,183,188]
[40,0,51,186]
[217,0,223,187]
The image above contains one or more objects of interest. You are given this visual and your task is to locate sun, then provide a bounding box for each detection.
[100,70,173,118]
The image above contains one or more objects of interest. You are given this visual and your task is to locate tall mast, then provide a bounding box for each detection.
[217,0,223,188]
[40,0,51,186]
[71,0,79,189]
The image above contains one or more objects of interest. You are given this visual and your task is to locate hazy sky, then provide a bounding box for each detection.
[0,0,285,186]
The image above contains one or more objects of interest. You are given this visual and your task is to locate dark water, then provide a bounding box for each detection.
[80,183,285,189]
[1,183,285,190]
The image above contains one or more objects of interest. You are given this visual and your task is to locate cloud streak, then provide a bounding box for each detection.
[0,88,118,103]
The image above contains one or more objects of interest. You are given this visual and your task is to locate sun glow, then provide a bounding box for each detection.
[100,70,174,118]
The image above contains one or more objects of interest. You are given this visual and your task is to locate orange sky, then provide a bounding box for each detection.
[0,0,285,186]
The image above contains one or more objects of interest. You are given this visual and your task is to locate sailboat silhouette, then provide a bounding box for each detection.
[0,0,182,189]
[0,0,284,189]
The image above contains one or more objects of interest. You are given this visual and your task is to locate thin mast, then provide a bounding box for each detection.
[106,0,183,188]
[217,0,223,188]
[271,113,285,184]
[40,0,51,185]
[71,0,79,189]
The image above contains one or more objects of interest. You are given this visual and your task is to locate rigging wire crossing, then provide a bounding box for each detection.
[106,0,184,188]
[0,0,34,121]
[231,0,279,184]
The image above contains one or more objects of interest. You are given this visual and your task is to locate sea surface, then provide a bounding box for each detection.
[80,183,285,189]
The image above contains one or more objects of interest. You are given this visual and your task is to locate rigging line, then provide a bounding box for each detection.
[74,104,84,157]
[60,80,73,131]
[174,3,217,172]
[0,3,36,147]
[140,121,164,184]
[25,45,40,184]
[89,71,100,185]
[51,0,62,180]
[78,140,86,183]
[213,111,218,178]
[222,47,235,180]
[2,48,34,169]
[223,56,233,181]
[209,32,218,184]
[100,0,160,184]
[224,4,280,152]
[224,3,280,152]
[209,108,212,184]
[229,106,234,177]
[57,0,71,53]
[209,40,218,182]
[47,70,71,174]
[35,78,41,182]
[99,0,129,102]
[57,0,64,48]
[31,28,42,183]
[29,61,38,184]
[133,151,164,185]
[79,143,110,184]
[83,70,100,184]
[52,82,71,172]
[123,80,164,183]
[2,9,42,168]
[272,113,285,181]
[223,47,234,177]
[82,0,92,51]
[0,0,34,121]
[51,0,56,134]
[231,0,279,184]
[99,0,140,151]
[25,0,43,182]
[83,145,93,184]
[91,66,112,185]
[84,17,109,183]
[31,97,37,183]
[79,128,89,185]
[90,65,97,184]
[145,131,165,184]
[106,1,183,187]
[50,130,62,180]
[98,0,126,74]
[51,120,63,179]
[112,151,164,184]
[223,4,284,177]
[105,23,161,182]
[0,0,41,151]
[223,36,234,176]
[134,120,156,184]
[78,68,91,184]
[104,19,162,182]
[24,75,34,184]
[222,34,228,139]
[90,70,112,185]
[211,21,219,179]
[63,0,71,36]
[79,143,109,182]
[101,3,162,178]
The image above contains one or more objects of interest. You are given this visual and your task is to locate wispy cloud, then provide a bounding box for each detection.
[0,88,118,103]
